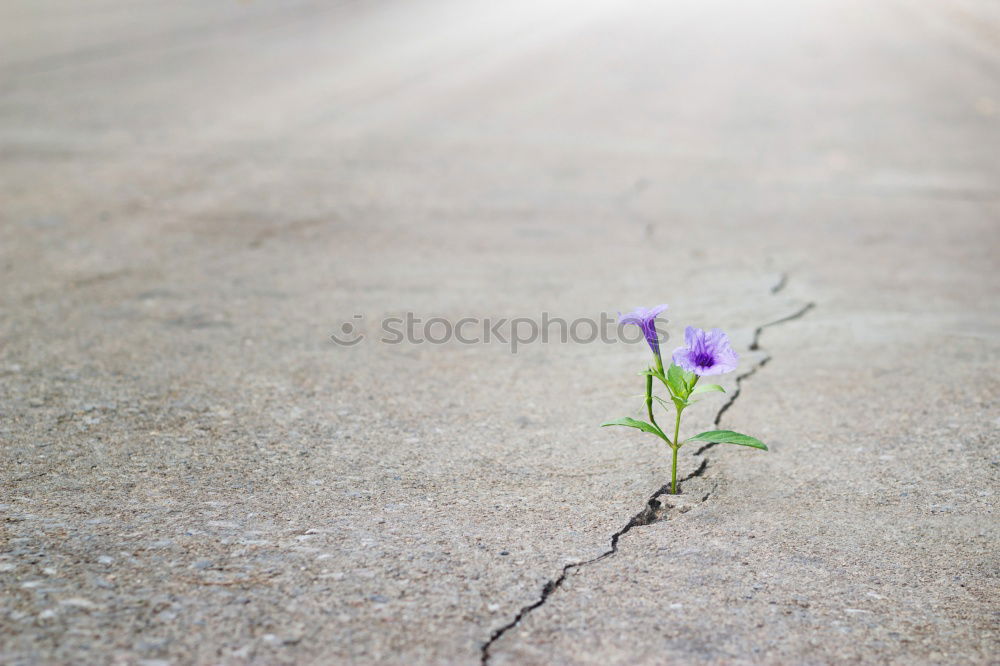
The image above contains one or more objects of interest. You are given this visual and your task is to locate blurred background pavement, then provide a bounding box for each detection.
[1,1,998,663]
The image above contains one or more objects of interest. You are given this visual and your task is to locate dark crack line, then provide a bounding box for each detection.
[480,287,815,665]
[698,300,815,453]
[749,300,814,352]
[479,462,707,665]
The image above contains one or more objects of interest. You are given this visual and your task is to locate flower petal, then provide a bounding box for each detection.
[674,325,738,376]
[684,325,698,347]
[647,304,669,318]
[671,347,696,373]
[618,310,644,325]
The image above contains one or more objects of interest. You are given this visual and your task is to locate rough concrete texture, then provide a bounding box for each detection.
[1,0,998,664]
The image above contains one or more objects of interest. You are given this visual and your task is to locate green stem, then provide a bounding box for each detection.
[648,354,680,494]
[672,407,682,448]
[645,374,659,431]
[671,445,678,495]
[671,405,683,494]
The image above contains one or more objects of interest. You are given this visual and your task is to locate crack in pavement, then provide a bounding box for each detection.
[479,461,710,665]
[480,275,815,665]
[698,299,815,452]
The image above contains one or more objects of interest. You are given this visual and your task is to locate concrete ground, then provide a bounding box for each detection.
[1,0,998,664]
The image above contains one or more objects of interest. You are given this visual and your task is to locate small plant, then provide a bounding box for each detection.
[602,305,767,494]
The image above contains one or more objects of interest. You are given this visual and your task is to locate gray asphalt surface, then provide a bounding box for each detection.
[2,1,998,664]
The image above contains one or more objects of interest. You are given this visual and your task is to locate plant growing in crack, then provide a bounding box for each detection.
[602,305,767,494]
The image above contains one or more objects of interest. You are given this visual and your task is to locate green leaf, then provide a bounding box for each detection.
[653,396,671,410]
[655,393,689,411]
[690,384,725,396]
[601,417,669,441]
[683,369,697,390]
[640,367,666,383]
[685,430,768,450]
[666,364,689,399]
[654,395,688,410]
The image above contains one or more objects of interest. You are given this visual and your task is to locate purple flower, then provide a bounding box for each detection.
[619,304,669,358]
[672,326,739,376]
